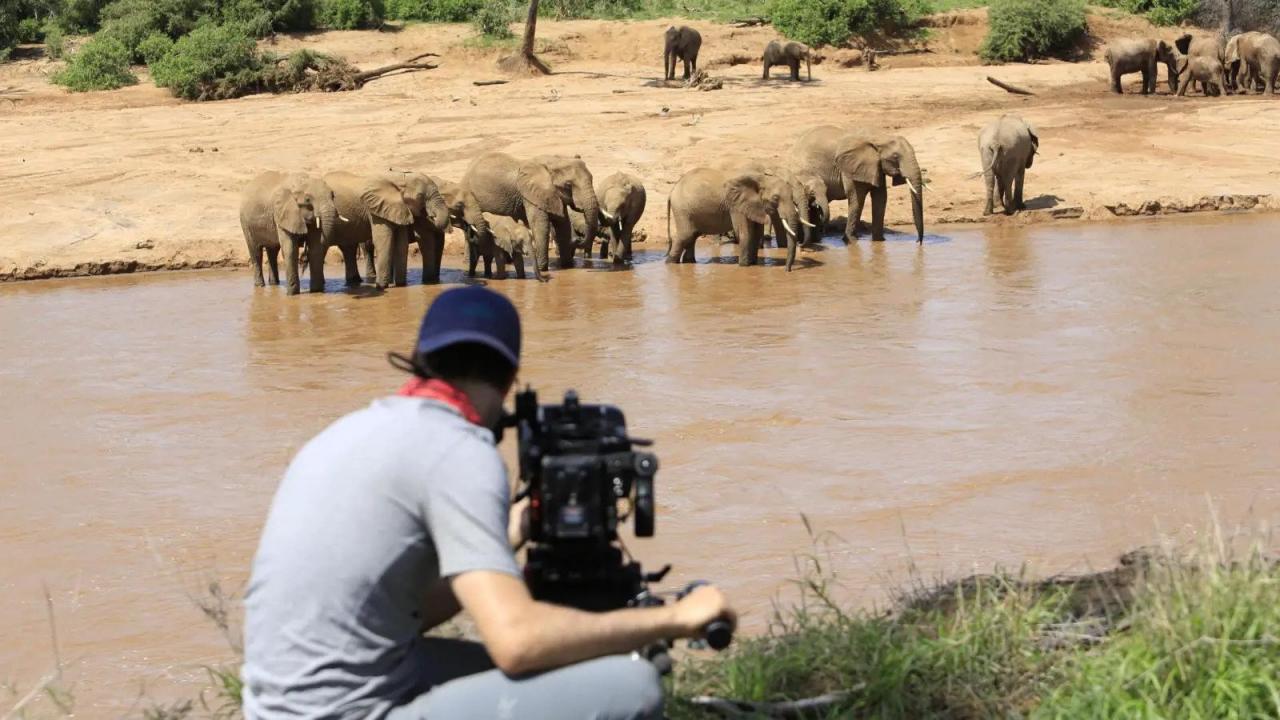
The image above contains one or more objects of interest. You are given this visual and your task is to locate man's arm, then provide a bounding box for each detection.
[451,570,733,676]
[418,578,462,632]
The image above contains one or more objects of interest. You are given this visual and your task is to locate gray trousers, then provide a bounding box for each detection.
[387,638,663,720]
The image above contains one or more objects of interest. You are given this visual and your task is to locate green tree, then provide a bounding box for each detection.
[52,35,138,90]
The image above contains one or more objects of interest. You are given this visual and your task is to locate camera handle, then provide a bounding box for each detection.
[678,581,734,651]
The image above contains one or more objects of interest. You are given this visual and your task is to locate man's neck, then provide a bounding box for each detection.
[449,379,505,429]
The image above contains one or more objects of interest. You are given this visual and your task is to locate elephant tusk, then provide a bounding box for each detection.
[600,209,615,221]
[905,178,919,196]
[338,214,351,222]
[799,215,815,228]
[781,218,797,238]
[315,215,322,232]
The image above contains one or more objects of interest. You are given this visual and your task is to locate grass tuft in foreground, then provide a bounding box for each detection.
[669,526,1280,718]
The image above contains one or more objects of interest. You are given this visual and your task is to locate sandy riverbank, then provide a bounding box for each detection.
[2,10,1277,282]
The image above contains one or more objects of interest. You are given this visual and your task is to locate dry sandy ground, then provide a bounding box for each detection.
[2,10,1278,281]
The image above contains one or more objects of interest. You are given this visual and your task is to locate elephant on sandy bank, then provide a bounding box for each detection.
[666,165,804,269]
[763,40,811,82]
[461,153,601,280]
[979,114,1039,216]
[664,25,702,81]
[239,171,339,295]
[570,172,647,265]
[1225,31,1280,94]
[1103,38,1179,94]
[1175,33,1228,92]
[323,171,447,289]
[790,125,925,243]
[1177,55,1225,96]
[429,175,494,279]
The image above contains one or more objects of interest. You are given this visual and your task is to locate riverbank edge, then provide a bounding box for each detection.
[3,193,1274,283]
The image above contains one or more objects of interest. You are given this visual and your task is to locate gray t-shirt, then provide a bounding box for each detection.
[242,396,520,720]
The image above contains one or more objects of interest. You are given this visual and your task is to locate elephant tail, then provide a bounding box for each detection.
[666,195,673,256]
[806,53,811,81]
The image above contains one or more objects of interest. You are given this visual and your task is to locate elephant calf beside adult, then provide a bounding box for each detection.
[430,175,495,279]
[239,171,340,295]
[570,172,647,265]
[666,165,805,269]
[790,126,925,244]
[762,40,812,82]
[1103,38,1179,94]
[978,114,1039,216]
[323,171,449,290]
[461,153,602,281]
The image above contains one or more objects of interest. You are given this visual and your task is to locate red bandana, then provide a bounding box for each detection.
[398,378,484,426]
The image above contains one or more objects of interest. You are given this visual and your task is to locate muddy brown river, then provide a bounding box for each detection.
[3,216,1280,712]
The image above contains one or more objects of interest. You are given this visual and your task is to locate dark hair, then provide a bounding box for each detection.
[415,342,516,389]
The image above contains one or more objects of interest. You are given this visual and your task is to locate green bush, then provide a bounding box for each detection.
[18,17,45,42]
[539,0,643,18]
[45,23,66,58]
[150,22,259,99]
[318,0,384,28]
[52,0,111,33]
[136,30,173,64]
[770,0,925,47]
[1097,0,1198,25]
[220,0,318,33]
[979,0,1085,63]
[385,0,483,21]
[0,5,18,59]
[52,35,137,90]
[472,0,512,37]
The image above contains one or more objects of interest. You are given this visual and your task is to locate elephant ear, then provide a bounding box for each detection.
[271,186,308,235]
[725,175,771,226]
[836,141,883,187]
[1174,33,1192,56]
[361,179,413,225]
[1026,122,1040,169]
[516,162,563,215]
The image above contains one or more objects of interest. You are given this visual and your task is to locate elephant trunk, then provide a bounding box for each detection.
[426,193,450,233]
[899,153,925,243]
[779,202,803,272]
[573,184,601,251]
[312,187,340,248]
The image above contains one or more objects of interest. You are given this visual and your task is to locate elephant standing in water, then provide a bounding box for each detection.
[239,171,339,295]
[571,172,647,264]
[664,25,702,81]
[461,153,601,280]
[1103,38,1179,94]
[429,175,494,279]
[485,214,534,279]
[790,125,925,243]
[978,114,1039,216]
[323,171,447,289]
[666,165,804,268]
[762,40,812,81]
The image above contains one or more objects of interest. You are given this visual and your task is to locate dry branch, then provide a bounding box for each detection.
[354,52,440,84]
[987,75,1035,95]
[730,16,769,27]
[473,79,509,86]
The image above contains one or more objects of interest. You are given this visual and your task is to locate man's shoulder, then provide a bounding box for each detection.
[358,395,495,443]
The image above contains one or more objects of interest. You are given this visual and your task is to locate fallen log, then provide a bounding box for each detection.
[473,79,509,86]
[987,75,1035,95]
[730,15,768,27]
[354,52,440,84]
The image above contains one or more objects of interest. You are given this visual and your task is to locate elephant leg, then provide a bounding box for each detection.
[493,250,508,280]
[363,240,376,282]
[513,251,526,279]
[984,167,996,216]
[393,227,410,287]
[483,252,493,279]
[667,231,696,263]
[1140,66,1151,94]
[251,244,265,287]
[370,221,394,289]
[610,228,624,265]
[1111,67,1123,94]
[847,184,869,242]
[431,230,445,284]
[467,240,480,278]
[524,205,552,273]
[306,232,325,293]
[266,247,281,285]
[278,230,301,296]
[870,185,888,241]
[791,61,799,81]
[340,245,362,286]
[1014,169,1026,212]
[551,214,575,270]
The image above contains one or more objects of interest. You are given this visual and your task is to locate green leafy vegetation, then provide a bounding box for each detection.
[1097,0,1198,25]
[149,22,258,99]
[0,5,18,60]
[136,30,173,64]
[472,0,514,38]
[18,16,46,42]
[979,0,1085,63]
[52,34,137,90]
[318,0,385,29]
[44,23,65,58]
[770,0,927,47]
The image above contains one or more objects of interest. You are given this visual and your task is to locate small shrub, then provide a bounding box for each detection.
[150,23,259,99]
[0,5,17,59]
[1096,0,1199,26]
[540,0,643,18]
[55,0,112,33]
[45,24,66,59]
[472,0,513,38]
[318,0,385,28]
[979,0,1086,63]
[221,0,319,32]
[137,31,173,64]
[386,0,484,21]
[18,17,45,43]
[52,36,138,91]
[770,0,924,47]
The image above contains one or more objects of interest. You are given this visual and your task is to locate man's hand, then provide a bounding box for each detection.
[508,496,530,550]
[671,584,736,639]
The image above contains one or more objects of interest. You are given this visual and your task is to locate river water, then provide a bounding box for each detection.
[3,216,1279,712]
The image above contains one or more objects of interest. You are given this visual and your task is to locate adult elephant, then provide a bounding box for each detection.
[323,171,434,290]
[1103,38,1179,94]
[239,171,340,295]
[1227,31,1280,94]
[664,25,702,81]
[666,165,804,269]
[1225,32,1262,92]
[762,40,811,81]
[430,175,494,279]
[461,153,600,280]
[571,172,647,265]
[790,125,925,244]
[978,114,1039,216]
[713,157,819,253]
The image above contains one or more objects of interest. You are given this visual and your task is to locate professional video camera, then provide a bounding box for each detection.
[506,387,732,661]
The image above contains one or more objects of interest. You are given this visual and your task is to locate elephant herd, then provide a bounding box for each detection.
[1106,31,1280,97]
[662,24,814,83]
[238,127,928,294]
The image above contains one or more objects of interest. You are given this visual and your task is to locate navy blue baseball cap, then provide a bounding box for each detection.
[414,286,521,368]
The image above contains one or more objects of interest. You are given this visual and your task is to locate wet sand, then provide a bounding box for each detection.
[2,215,1279,711]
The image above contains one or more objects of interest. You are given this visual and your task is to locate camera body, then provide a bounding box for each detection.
[511,388,661,611]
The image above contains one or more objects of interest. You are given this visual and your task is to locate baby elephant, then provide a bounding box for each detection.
[1178,55,1225,96]
[664,25,702,81]
[586,173,647,265]
[483,214,533,280]
[978,114,1039,216]
[762,40,811,81]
